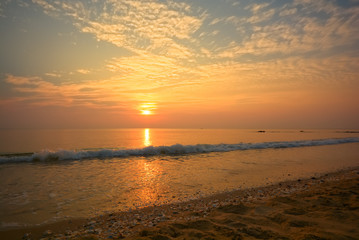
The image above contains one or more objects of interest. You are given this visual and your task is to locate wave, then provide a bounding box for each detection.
[1,137,358,164]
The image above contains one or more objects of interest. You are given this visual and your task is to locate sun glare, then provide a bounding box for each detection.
[141,110,152,115]
[139,103,157,115]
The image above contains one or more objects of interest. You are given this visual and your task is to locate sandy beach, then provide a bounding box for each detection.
[2,0,359,238]
[1,167,358,240]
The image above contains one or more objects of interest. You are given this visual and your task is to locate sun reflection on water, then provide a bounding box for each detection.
[143,128,152,147]
[133,159,164,206]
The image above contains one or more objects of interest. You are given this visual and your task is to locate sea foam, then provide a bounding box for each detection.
[0,137,358,164]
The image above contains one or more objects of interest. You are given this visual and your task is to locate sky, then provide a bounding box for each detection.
[0,0,359,129]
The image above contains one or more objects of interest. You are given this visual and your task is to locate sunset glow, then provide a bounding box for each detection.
[0,0,358,129]
[139,103,156,116]
[141,110,152,116]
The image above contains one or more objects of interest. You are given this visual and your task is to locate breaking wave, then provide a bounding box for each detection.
[1,137,358,164]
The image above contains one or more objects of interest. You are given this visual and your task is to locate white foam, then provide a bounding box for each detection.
[0,137,358,164]
[0,221,22,228]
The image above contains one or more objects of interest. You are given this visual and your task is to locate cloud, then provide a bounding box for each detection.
[32,0,60,16]
[246,8,275,24]
[45,72,62,78]
[4,47,359,124]
[3,50,210,109]
[105,53,207,90]
[209,18,223,25]
[245,3,270,14]
[4,0,359,120]
[225,16,241,25]
[279,7,297,17]
[30,0,359,69]
[76,69,90,74]
[5,75,36,85]
[33,0,204,60]
[4,74,121,108]
[216,1,359,59]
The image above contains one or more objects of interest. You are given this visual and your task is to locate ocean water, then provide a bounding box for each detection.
[0,128,358,229]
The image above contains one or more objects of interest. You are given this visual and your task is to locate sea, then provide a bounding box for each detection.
[0,128,358,230]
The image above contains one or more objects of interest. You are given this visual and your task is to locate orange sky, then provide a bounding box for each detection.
[0,0,359,129]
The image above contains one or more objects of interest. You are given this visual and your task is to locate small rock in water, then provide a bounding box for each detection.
[22,233,32,239]
[49,193,56,198]
[42,230,53,237]
[87,220,96,226]
[86,229,96,234]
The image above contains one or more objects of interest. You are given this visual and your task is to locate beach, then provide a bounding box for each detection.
[1,167,358,240]
[2,0,359,238]
[1,130,358,239]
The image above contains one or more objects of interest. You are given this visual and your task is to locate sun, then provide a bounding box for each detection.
[141,110,152,115]
[139,103,156,115]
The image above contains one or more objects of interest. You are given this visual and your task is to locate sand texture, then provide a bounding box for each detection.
[126,170,359,240]
[2,168,359,240]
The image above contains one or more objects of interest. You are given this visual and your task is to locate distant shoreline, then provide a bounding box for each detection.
[1,166,358,239]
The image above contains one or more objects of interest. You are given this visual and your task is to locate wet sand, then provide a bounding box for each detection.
[1,167,359,240]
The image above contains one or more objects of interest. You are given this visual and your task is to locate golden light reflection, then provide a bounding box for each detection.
[133,160,163,205]
[143,128,152,146]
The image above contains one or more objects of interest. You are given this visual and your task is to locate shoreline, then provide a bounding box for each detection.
[1,166,358,239]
